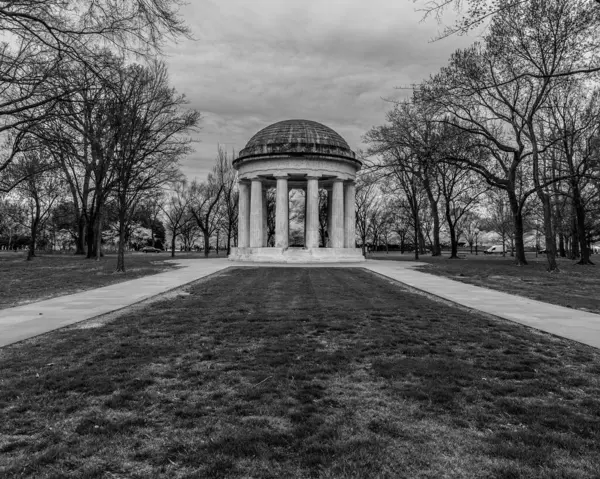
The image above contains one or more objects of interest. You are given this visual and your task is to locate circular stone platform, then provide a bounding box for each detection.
[229,119,364,263]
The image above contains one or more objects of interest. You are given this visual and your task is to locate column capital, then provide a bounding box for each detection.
[273,174,289,180]
[305,175,321,180]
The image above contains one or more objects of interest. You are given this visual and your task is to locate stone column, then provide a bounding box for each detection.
[326,188,333,247]
[303,188,307,246]
[262,187,268,247]
[275,176,289,248]
[305,177,320,248]
[237,181,250,248]
[331,179,344,248]
[250,178,263,248]
[344,181,356,248]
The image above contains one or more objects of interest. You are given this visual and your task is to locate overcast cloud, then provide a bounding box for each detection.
[164,0,476,181]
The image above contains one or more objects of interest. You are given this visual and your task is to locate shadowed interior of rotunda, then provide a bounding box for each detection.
[228,119,365,263]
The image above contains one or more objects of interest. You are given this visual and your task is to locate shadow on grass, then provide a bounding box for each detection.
[1,267,599,478]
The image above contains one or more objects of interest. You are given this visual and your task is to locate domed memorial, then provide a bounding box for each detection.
[229,119,364,263]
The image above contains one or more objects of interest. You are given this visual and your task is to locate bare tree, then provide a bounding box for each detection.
[481,190,514,257]
[413,0,600,77]
[9,150,63,259]
[215,147,239,254]
[0,1,190,59]
[461,211,483,254]
[436,160,488,258]
[188,158,225,257]
[0,0,192,181]
[366,101,444,255]
[546,83,600,265]
[178,213,200,251]
[161,180,190,257]
[110,61,197,272]
[355,173,380,256]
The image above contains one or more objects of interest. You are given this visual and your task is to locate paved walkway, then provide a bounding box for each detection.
[363,261,600,350]
[0,259,228,348]
[1,258,600,350]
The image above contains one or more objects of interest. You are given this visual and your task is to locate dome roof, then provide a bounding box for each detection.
[237,119,356,161]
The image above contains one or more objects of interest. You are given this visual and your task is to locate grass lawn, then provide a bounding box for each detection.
[1,267,599,478]
[371,252,600,314]
[0,251,227,309]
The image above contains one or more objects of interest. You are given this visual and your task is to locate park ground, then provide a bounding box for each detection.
[370,251,600,315]
[1,268,599,478]
[0,251,227,309]
[4,249,600,315]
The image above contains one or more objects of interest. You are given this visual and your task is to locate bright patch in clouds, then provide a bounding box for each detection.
[164,0,474,181]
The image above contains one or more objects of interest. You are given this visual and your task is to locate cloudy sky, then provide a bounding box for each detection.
[163,0,476,181]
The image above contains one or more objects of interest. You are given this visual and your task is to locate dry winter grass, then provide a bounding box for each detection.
[0,251,223,309]
[372,252,600,314]
[1,267,599,478]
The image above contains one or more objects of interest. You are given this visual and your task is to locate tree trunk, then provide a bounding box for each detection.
[95,213,103,261]
[445,205,459,259]
[28,218,39,261]
[553,198,566,258]
[86,215,95,259]
[413,211,419,261]
[422,175,441,256]
[116,214,126,273]
[571,219,580,259]
[227,224,232,255]
[418,226,427,255]
[204,233,210,258]
[540,193,559,272]
[171,231,177,258]
[506,188,527,265]
[529,121,559,271]
[28,200,41,260]
[449,224,459,259]
[573,188,593,265]
[571,212,579,260]
[75,216,86,255]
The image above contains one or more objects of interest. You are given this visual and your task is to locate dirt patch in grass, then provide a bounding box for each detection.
[372,252,600,314]
[1,267,599,478]
[0,252,213,309]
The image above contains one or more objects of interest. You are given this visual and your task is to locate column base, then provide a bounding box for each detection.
[228,247,366,263]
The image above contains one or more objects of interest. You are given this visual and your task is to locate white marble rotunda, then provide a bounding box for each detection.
[228,119,365,263]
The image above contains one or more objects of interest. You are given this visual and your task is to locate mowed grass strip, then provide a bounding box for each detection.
[0,253,195,309]
[1,267,599,478]
[372,252,600,314]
